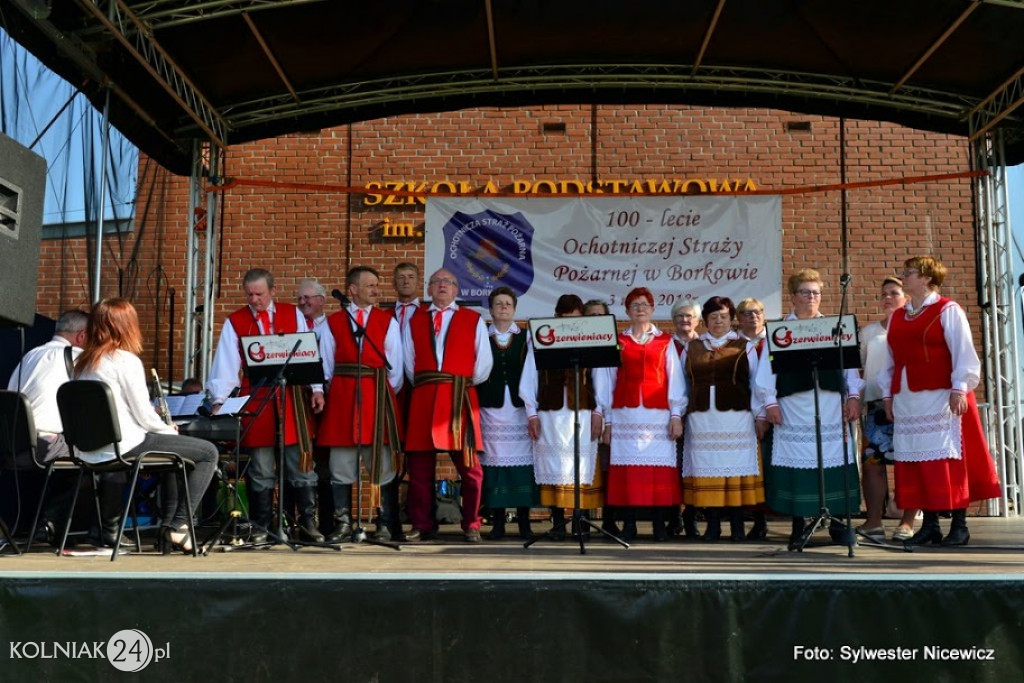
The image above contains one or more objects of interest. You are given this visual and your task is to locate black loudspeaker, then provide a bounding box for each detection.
[0,132,46,328]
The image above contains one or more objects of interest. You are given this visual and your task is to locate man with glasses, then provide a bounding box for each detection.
[296,278,328,340]
[401,268,493,542]
[754,269,862,546]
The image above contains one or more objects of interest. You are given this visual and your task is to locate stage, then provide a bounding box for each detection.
[2,517,1023,681]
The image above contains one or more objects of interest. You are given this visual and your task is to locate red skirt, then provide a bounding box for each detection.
[894,393,1000,510]
[606,465,682,506]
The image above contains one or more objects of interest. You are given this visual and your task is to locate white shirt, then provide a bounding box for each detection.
[314,305,404,394]
[392,298,420,334]
[77,349,176,460]
[207,302,307,403]
[401,303,493,386]
[7,336,79,435]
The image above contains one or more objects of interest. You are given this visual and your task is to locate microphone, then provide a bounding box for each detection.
[331,289,350,306]
[840,273,852,287]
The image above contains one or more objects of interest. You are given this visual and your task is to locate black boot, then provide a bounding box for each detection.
[682,505,700,541]
[941,509,970,547]
[374,481,400,542]
[746,510,768,540]
[248,487,273,544]
[702,508,722,542]
[728,507,745,542]
[294,486,325,542]
[652,507,668,542]
[905,510,942,546]
[620,508,638,541]
[516,507,533,539]
[97,474,132,549]
[488,508,507,540]
[789,516,806,546]
[600,505,620,535]
[325,484,353,543]
[549,507,566,541]
[572,510,592,541]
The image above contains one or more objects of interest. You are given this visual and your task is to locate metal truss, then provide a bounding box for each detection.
[183,140,222,384]
[973,130,1024,516]
[76,0,229,145]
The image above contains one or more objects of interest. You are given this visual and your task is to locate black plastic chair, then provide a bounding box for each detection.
[56,380,198,561]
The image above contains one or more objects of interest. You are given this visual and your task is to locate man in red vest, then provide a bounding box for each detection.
[207,268,322,544]
[402,268,493,542]
[311,266,406,542]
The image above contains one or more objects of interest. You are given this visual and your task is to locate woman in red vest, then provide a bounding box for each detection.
[596,287,686,540]
[881,256,1000,546]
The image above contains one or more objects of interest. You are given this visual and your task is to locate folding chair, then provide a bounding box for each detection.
[56,380,198,561]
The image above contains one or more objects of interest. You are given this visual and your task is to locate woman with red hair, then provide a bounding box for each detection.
[76,298,219,553]
[595,287,686,540]
[880,256,1000,546]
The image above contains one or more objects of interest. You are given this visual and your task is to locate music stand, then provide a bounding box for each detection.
[242,332,340,551]
[765,315,864,554]
[523,314,626,555]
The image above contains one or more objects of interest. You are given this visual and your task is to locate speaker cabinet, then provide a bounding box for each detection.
[0,132,46,328]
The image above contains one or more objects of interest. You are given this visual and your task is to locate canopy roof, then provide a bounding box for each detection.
[4,0,1024,174]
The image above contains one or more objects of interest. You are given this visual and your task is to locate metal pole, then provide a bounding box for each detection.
[91,86,111,303]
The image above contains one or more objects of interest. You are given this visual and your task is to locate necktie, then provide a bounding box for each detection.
[398,304,406,326]
[306,318,314,330]
[433,309,443,336]
[356,308,365,327]
[258,309,271,334]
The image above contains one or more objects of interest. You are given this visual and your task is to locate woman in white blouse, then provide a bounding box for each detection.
[76,298,218,553]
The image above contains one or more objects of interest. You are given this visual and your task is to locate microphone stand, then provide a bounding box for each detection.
[334,294,400,550]
[834,274,857,557]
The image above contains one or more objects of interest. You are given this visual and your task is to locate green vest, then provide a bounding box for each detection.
[476,330,527,408]
[776,366,844,397]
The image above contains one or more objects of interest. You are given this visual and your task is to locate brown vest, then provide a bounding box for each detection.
[685,338,751,413]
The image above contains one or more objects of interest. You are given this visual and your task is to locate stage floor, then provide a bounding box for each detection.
[3,516,1023,578]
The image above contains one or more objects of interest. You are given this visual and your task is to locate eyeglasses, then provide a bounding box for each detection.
[629,302,652,311]
[738,309,764,317]
[899,268,919,278]
[795,289,822,298]
[429,277,456,286]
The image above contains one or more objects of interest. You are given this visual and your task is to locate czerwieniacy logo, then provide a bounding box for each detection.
[9,629,169,672]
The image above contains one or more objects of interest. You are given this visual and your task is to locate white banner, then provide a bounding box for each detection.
[424,196,782,320]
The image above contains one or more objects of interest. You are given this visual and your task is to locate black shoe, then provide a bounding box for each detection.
[702,510,722,542]
[100,529,133,550]
[372,523,392,543]
[828,520,847,544]
[746,514,768,541]
[905,512,942,546]
[941,526,970,546]
[325,520,352,544]
[488,526,506,541]
[296,522,325,543]
[621,519,638,541]
[729,508,746,542]
[681,507,700,541]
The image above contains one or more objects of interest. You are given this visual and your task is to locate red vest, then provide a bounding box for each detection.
[613,333,671,409]
[317,309,398,446]
[888,297,956,394]
[405,307,483,451]
[226,302,304,447]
